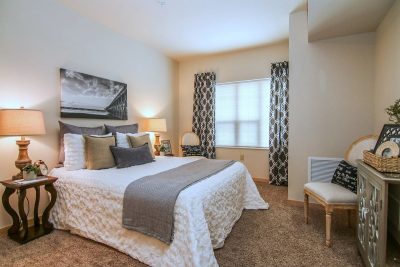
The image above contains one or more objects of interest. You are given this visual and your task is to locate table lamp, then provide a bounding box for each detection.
[0,108,46,180]
[147,118,167,156]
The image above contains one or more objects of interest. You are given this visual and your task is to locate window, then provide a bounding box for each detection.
[215,78,270,148]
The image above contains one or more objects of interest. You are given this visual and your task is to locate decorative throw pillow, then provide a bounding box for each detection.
[128,134,155,159]
[64,134,86,171]
[85,135,116,170]
[105,123,138,135]
[110,144,154,168]
[331,160,358,194]
[181,145,204,157]
[64,133,112,171]
[58,121,105,166]
[116,132,148,148]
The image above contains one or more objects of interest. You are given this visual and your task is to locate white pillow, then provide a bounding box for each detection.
[64,133,112,171]
[116,132,148,148]
[64,133,85,171]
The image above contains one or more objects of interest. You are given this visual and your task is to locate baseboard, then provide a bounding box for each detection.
[253,177,268,183]
[0,216,41,235]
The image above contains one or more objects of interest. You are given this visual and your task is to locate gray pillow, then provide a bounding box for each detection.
[58,121,105,165]
[105,123,138,135]
[110,144,154,168]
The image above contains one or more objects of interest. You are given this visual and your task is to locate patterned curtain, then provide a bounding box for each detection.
[192,72,216,159]
[269,62,289,186]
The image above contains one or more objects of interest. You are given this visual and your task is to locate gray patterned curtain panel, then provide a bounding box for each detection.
[192,72,216,159]
[269,61,289,186]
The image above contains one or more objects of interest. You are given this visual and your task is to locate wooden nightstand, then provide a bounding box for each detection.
[1,176,57,244]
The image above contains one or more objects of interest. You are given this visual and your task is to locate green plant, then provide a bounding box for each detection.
[160,145,166,152]
[386,99,400,124]
[23,164,40,175]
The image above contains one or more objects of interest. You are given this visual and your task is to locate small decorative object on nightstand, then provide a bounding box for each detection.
[147,118,167,156]
[22,163,40,180]
[1,176,57,244]
[34,160,49,176]
[161,139,172,156]
[0,108,46,180]
[159,144,166,156]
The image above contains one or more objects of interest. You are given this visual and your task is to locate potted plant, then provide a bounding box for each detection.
[386,99,400,124]
[22,164,40,180]
[159,145,166,156]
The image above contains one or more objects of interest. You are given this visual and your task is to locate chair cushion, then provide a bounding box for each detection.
[304,182,357,204]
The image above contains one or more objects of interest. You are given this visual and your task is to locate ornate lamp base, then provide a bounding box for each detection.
[154,133,161,156]
[13,138,32,180]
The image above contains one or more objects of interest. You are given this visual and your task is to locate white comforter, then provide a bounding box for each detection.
[49,156,268,267]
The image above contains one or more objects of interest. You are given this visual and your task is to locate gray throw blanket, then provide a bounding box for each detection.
[122,159,235,244]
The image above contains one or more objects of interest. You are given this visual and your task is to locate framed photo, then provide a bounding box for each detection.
[60,68,127,120]
[161,140,172,155]
[373,124,400,153]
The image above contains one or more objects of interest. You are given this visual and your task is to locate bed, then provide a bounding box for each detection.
[49,156,268,267]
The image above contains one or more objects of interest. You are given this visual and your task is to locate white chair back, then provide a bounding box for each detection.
[181,132,200,146]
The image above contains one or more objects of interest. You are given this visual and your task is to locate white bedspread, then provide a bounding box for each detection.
[49,156,268,267]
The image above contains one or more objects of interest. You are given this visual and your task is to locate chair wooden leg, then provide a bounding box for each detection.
[304,193,309,224]
[325,207,333,247]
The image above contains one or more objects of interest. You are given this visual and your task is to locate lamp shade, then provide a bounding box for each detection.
[0,109,46,136]
[147,118,167,132]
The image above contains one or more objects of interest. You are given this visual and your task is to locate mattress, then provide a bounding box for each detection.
[49,156,268,267]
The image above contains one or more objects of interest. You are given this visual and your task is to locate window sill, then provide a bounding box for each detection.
[216,146,269,150]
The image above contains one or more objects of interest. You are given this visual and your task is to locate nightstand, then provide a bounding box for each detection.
[1,176,57,244]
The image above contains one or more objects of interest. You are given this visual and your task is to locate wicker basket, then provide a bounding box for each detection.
[363,150,400,173]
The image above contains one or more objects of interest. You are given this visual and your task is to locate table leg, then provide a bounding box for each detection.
[34,186,40,226]
[42,184,57,230]
[18,189,28,239]
[2,188,19,235]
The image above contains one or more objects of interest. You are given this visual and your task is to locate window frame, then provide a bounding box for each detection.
[215,78,270,150]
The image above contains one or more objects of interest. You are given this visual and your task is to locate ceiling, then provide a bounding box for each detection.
[308,0,395,42]
[57,0,305,61]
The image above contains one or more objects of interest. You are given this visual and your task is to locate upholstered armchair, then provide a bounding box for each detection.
[304,135,377,247]
[180,132,205,157]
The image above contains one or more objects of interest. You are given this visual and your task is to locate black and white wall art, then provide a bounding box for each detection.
[60,68,127,120]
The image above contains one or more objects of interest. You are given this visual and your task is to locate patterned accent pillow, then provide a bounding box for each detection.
[331,160,358,194]
[181,145,204,157]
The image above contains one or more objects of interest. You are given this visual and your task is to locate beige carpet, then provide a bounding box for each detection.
[0,184,363,267]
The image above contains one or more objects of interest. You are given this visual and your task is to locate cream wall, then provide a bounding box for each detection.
[178,43,289,179]
[374,0,400,244]
[288,10,376,201]
[0,0,178,229]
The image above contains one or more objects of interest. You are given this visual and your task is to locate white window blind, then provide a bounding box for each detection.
[215,78,270,148]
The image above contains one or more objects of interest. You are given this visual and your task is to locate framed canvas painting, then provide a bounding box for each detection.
[60,68,127,120]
